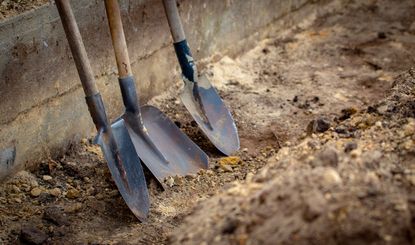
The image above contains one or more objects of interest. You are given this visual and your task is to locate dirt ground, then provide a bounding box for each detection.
[0,0,48,19]
[1,0,415,244]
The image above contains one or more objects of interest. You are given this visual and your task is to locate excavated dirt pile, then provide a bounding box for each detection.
[170,69,415,245]
[0,0,414,244]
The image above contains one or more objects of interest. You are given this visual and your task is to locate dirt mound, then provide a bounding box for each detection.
[169,69,415,245]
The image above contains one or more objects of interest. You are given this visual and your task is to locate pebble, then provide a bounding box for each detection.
[11,185,21,193]
[30,187,42,197]
[315,147,339,167]
[42,175,53,181]
[43,207,69,226]
[219,156,242,166]
[21,184,31,192]
[13,197,22,204]
[64,202,83,213]
[403,119,415,136]
[219,164,233,172]
[307,118,331,134]
[66,189,80,199]
[350,148,362,158]
[339,107,358,120]
[375,121,383,128]
[322,168,342,186]
[364,172,380,186]
[344,142,358,153]
[49,188,62,197]
[20,226,48,245]
[165,176,175,187]
[30,180,39,188]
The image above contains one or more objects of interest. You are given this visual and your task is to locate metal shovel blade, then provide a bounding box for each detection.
[117,106,208,185]
[95,119,150,221]
[180,74,240,155]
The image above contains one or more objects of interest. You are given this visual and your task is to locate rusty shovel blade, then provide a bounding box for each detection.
[180,74,240,156]
[96,118,150,221]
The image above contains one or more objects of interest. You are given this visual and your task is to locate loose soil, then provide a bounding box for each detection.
[0,0,48,20]
[1,0,414,244]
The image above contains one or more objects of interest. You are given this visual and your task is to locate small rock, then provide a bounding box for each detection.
[377,105,388,115]
[350,148,362,158]
[49,188,61,197]
[21,184,31,192]
[377,32,387,39]
[219,156,242,166]
[219,164,233,172]
[375,121,383,128]
[43,207,69,226]
[42,175,53,181]
[165,176,175,187]
[307,118,331,134]
[321,168,342,186]
[64,202,83,213]
[30,187,42,197]
[339,107,358,121]
[66,189,80,199]
[403,119,415,136]
[30,180,39,188]
[344,142,358,153]
[20,226,48,245]
[11,185,21,193]
[364,172,380,186]
[173,176,184,186]
[13,197,22,203]
[314,147,339,167]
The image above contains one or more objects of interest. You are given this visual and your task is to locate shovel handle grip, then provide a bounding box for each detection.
[105,0,132,78]
[162,0,186,42]
[162,0,197,82]
[55,0,98,97]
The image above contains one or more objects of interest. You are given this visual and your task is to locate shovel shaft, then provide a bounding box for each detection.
[104,0,140,114]
[56,0,109,131]
[104,0,132,78]
[55,0,98,97]
[162,0,186,42]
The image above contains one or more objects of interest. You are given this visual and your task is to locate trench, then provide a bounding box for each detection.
[1,0,415,244]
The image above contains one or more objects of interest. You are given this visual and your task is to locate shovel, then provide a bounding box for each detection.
[104,0,208,187]
[162,0,240,156]
[56,0,149,221]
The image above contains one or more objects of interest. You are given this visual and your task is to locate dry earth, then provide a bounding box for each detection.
[0,0,414,244]
[0,0,48,19]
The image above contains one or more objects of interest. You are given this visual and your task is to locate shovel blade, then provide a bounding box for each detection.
[180,74,240,155]
[120,106,208,186]
[96,119,150,221]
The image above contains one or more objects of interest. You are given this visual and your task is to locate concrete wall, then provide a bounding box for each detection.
[0,0,311,181]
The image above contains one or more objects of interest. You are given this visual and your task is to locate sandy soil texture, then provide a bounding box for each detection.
[0,0,48,19]
[0,0,414,244]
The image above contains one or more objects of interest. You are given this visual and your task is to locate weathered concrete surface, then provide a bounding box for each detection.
[0,0,313,181]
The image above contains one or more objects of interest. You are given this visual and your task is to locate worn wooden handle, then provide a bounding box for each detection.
[105,0,132,78]
[162,0,186,43]
[56,0,98,96]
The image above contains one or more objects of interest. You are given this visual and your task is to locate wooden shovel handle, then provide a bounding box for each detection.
[105,0,132,78]
[162,0,186,43]
[55,0,98,96]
